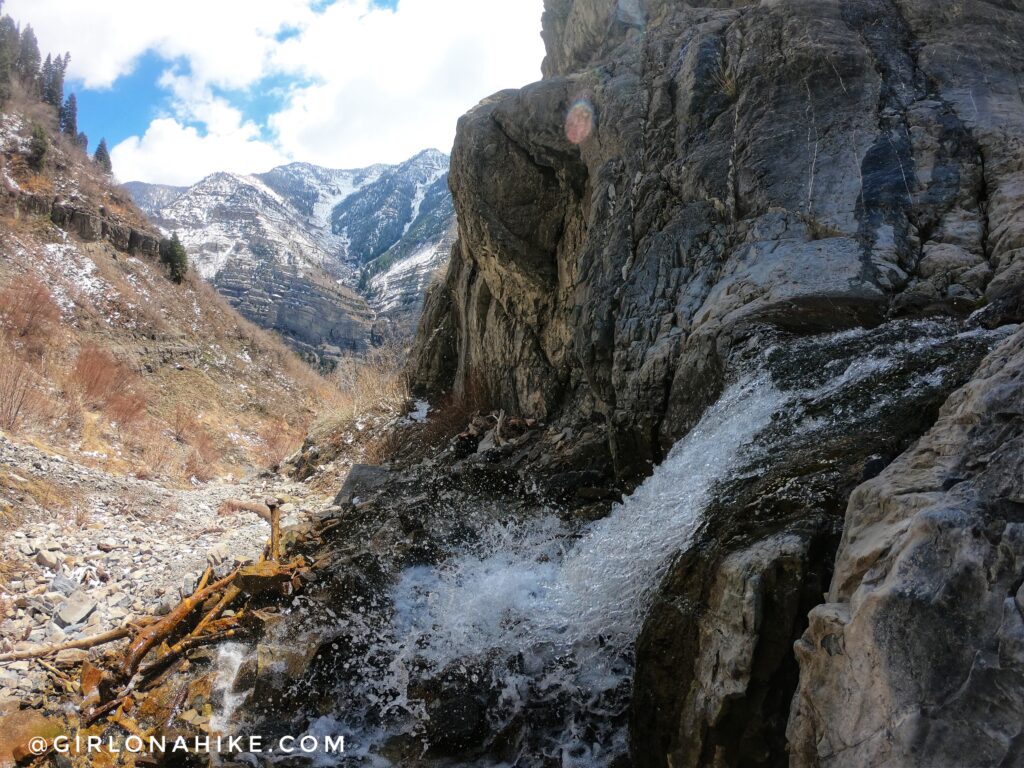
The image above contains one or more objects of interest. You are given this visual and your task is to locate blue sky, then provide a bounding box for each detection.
[8,0,544,185]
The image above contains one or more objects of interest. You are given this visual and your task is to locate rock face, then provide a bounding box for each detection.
[126,150,455,360]
[411,0,1024,481]
[787,326,1024,768]
[406,0,1024,766]
[213,260,374,360]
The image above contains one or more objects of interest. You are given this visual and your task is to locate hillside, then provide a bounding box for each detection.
[0,78,405,709]
[125,149,454,360]
[0,93,335,484]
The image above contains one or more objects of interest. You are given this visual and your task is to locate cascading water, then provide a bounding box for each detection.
[380,374,784,765]
[218,320,1013,766]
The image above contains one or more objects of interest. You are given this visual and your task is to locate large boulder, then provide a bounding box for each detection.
[787,326,1024,767]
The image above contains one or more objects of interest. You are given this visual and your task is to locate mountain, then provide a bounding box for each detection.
[125,150,454,361]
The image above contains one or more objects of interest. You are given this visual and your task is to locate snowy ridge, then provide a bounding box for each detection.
[125,150,455,343]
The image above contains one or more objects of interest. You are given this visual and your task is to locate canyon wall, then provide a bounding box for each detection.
[412,0,1023,481]
[411,0,1024,765]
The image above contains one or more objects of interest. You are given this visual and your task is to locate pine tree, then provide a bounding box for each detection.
[59,92,77,137]
[159,233,189,284]
[74,132,88,152]
[39,53,52,101]
[0,15,19,103]
[27,123,46,171]
[93,138,112,174]
[45,52,67,107]
[15,25,39,86]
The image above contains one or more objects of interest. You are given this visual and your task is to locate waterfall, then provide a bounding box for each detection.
[220,320,1012,766]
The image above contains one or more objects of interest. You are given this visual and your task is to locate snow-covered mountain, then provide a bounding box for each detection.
[124,149,454,361]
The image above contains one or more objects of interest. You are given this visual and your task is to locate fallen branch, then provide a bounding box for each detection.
[117,571,236,681]
[0,617,159,663]
[220,499,272,522]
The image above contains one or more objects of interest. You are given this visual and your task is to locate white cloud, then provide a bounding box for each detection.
[110,118,288,187]
[5,0,312,89]
[270,0,545,167]
[7,0,546,184]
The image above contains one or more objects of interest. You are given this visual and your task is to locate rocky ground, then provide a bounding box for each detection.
[0,433,335,710]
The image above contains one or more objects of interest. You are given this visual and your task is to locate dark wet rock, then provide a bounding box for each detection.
[402,1,1024,764]
[333,464,396,507]
[632,321,1011,768]
[412,664,494,757]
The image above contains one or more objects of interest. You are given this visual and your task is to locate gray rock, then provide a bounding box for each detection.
[403,1,1024,764]
[49,574,78,597]
[55,592,97,628]
[411,0,1024,483]
[54,649,89,666]
[788,327,1024,768]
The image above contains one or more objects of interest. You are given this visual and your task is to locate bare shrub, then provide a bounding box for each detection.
[387,368,495,462]
[259,417,298,468]
[330,343,409,421]
[107,392,148,429]
[0,275,60,359]
[72,346,138,406]
[189,424,217,464]
[0,343,42,432]
[170,403,197,442]
[183,450,214,483]
[363,428,405,465]
[135,435,176,479]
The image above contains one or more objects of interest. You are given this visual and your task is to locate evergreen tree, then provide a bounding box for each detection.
[59,92,77,137]
[159,233,189,284]
[15,25,39,85]
[27,123,46,171]
[93,138,112,174]
[45,53,66,107]
[39,53,52,101]
[0,15,20,102]
[74,132,88,152]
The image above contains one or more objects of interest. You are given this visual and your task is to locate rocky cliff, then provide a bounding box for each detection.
[412,0,1023,480]
[407,0,1024,765]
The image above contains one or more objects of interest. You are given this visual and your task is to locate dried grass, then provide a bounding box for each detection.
[713,60,738,101]
[368,369,494,464]
[183,450,215,483]
[258,417,297,468]
[329,343,409,421]
[107,392,148,429]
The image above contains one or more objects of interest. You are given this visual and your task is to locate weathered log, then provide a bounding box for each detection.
[220,499,272,522]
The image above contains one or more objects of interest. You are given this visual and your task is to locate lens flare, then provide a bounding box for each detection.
[616,0,647,27]
[565,99,595,145]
